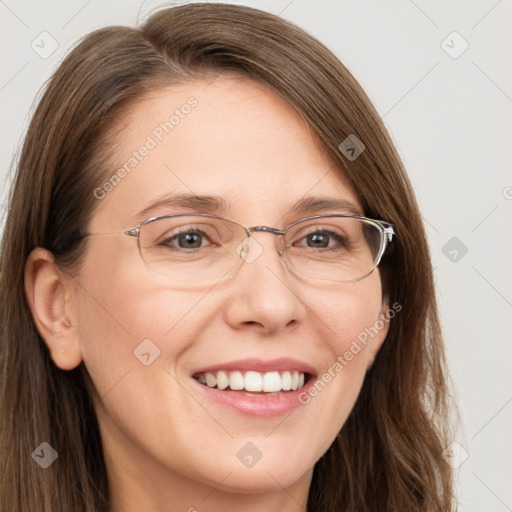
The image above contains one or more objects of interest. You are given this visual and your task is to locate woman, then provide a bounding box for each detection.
[0,3,454,511]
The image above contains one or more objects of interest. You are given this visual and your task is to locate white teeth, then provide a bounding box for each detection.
[217,370,229,390]
[205,372,216,388]
[262,371,281,392]
[244,371,263,392]
[291,371,299,391]
[281,371,292,390]
[229,371,244,391]
[196,370,307,393]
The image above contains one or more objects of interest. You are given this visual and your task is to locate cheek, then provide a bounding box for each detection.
[309,271,384,358]
[297,273,385,449]
[73,243,213,395]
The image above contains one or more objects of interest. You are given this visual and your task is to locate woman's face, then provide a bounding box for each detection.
[70,76,389,497]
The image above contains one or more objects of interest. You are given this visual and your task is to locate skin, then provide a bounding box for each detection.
[25,75,390,512]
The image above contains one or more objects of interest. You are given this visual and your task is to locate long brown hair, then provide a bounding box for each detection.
[0,3,454,511]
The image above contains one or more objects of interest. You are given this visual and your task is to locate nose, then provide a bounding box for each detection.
[222,233,306,336]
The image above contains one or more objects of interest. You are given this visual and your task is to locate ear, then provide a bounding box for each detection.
[24,248,82,370]
[366,298,391,369]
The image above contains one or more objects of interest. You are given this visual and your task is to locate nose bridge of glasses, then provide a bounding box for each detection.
[234,225,287,264]
[247,225,285,237]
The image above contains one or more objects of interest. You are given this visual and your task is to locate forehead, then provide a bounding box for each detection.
[90,76,361,231]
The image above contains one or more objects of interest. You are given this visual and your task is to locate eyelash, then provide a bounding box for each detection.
[291,229,351,250]
[158,227,215,249]
[157,226,351,251]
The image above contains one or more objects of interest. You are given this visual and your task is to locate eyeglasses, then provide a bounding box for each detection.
[89,213,394,287]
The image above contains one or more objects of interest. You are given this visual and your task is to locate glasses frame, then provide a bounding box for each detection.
[123,213,395,284]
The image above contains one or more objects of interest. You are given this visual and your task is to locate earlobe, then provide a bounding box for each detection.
[24,248,83,370]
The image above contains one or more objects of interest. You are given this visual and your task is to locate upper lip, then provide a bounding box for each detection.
[192,357,317,377]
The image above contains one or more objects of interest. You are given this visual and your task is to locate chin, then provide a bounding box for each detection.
[190,442,316,494]
[210,463,311,495]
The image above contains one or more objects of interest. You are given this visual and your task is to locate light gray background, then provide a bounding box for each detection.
[1,0,511,509]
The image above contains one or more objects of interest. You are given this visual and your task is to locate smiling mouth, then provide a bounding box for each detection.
[193,370,309,394]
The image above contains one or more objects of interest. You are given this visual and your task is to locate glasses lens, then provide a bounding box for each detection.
[137,215,386,286]
[138,215,247,285]
[284,216,384,282]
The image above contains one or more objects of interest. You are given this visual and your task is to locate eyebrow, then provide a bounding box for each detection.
[134,193,362,222]
[288,196,362,217]
[135,193,231,220]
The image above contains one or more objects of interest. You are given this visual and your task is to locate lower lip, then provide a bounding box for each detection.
[191,377,316,417]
